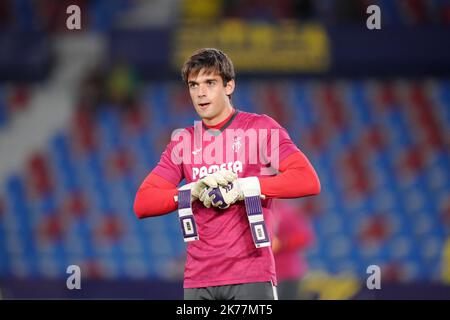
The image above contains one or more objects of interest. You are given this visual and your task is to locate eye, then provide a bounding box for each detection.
[207,80,216,86]
[189,83,198,89]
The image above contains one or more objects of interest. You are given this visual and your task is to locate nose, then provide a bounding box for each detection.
[197,84,207,97]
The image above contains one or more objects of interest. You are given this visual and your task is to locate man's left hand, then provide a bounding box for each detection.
[199,181,244,209]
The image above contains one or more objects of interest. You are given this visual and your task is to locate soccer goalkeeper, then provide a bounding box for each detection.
[134,48,320,300]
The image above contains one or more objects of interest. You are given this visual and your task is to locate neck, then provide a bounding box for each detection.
[202,105,234,127]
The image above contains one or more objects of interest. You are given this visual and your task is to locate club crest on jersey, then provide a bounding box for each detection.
[232,136,242,152]
[192,161,243,180]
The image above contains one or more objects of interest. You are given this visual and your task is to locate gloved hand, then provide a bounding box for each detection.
[190,169,238,202]
[200,181,245,209]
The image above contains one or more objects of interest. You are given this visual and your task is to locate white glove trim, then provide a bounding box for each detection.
[237,177,261,197]
[174,182,195,202]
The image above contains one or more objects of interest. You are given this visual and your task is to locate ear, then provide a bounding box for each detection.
[224,79,235,96]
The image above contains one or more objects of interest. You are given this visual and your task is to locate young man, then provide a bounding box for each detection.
[134,48,320,300]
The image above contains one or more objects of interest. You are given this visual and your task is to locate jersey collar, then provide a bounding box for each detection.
[203,109,239,136]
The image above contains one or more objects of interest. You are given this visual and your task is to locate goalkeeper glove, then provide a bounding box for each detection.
[190,169,237,200]
[201,181,245,209]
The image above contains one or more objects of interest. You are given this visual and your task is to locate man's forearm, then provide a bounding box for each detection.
[259,152,321,198]
[133,173,178,218]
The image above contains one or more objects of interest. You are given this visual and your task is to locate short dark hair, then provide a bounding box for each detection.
[181,48,235,86]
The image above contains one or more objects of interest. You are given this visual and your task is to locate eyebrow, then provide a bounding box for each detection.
[188,77,218,85]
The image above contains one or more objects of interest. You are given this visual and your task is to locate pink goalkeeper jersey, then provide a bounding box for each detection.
[152,110,299,288]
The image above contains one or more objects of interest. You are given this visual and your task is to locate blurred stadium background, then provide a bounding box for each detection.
[0,0,449,299]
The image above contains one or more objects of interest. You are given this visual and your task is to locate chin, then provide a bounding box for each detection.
[198,110,214,119]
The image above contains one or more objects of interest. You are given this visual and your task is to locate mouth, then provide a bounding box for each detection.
[198,102,211,110]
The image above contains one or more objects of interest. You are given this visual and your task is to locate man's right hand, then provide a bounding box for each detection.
[190,169,237,202]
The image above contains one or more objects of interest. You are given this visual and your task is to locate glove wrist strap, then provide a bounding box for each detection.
[239,177,271,248]
[177,186,199,242]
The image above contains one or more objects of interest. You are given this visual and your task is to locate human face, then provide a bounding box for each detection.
[187,69,235,126]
